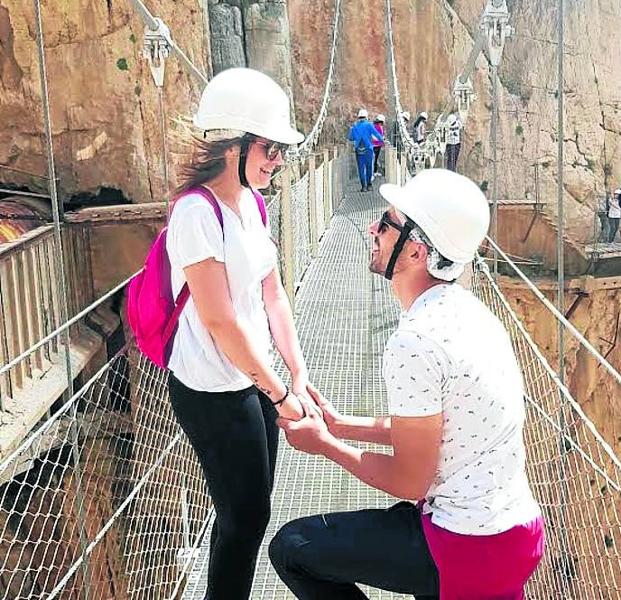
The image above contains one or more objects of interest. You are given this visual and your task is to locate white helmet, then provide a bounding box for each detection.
[402,111,411,121]
[193,68,304,144]
[379,169,490,263]
[447,113,459,125]
[375,113,386,122]
[358,108,369,119]
[420,111,429,120]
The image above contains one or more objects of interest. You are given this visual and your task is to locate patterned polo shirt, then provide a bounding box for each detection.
[383,283,541,535]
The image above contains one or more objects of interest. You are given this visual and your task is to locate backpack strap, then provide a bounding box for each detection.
[251,189,268,227]
[186,186,224,228]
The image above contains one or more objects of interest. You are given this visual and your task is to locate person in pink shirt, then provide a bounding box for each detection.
[372,114,386,177]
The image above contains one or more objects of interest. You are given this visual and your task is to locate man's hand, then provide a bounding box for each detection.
[277,399,333,455]
[306,383,342,435]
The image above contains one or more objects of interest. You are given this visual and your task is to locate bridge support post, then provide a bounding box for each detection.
[323,148,331,233]
[308,154,319,256]
[280,166,296,306]
[385,146,395,184]
[331,145,339,215]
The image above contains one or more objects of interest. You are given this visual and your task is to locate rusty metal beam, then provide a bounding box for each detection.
[64,202,167,225]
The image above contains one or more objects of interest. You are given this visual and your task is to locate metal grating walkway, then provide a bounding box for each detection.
[183,181,410,599]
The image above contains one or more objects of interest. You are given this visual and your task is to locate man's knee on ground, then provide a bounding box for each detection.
[268,518,309,572]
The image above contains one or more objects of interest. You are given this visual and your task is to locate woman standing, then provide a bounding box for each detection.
[372,114,386,177]
[166,67,308,599]
[608,189,621,243]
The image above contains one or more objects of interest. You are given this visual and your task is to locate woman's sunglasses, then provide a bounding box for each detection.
[378,211,405,234]
[254,139,289,161]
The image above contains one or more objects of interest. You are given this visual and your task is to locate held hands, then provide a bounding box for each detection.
[277,395,333,455]
[305,383,343,436]
[275,392,305,421]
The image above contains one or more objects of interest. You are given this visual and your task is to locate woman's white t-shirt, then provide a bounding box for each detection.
[166,188,277,392]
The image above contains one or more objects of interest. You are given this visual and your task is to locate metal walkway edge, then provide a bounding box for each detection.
[183,181,409,599]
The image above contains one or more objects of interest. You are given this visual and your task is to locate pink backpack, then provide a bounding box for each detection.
[126,187,267,369]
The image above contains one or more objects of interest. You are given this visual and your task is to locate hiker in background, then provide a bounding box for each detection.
[608,188,621,243]
[598,193,610,242]
[412,111,429,145]
[445,113,462,172]
[372,114,386,178]
[348,108,384,192]
[166,67,310,600]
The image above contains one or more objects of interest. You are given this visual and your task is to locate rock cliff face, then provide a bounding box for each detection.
[0,0,210,204]
[0,0,298,203]
[289,0,621,241]
[4,0,620,226]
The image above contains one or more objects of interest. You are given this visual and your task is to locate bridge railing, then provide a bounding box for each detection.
[0,225,94,407]
[0,147,350,600]
[473,261,621,598]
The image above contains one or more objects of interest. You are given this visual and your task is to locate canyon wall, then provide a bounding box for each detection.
[0,0,211,204]
[289,0,621,242]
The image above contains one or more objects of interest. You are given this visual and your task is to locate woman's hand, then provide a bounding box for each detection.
[275,392,305,421]
[306,383,343,435]
[291,369,309,397]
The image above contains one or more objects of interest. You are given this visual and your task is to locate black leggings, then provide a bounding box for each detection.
[168,375,279,600]
[373,146,382,173]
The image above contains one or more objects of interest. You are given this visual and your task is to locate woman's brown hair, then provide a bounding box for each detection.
[174,124,243,194]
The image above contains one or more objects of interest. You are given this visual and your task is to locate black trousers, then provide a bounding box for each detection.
[168,375,279,600]
[269,501,440,599]
[446,143,461,172]
[608,217,620,243]
[373,146,382,173]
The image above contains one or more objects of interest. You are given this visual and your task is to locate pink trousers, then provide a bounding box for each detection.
[421,514,545,600]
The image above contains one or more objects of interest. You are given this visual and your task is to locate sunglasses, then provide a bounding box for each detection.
[253,139,289,161]
[378,210,405,234]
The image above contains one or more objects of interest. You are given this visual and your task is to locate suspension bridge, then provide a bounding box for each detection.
[0,0,620,598]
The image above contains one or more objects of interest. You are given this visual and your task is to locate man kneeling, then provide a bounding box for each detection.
[269,169,544,600]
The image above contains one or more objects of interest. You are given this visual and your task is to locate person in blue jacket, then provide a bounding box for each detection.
[348,108,384,192]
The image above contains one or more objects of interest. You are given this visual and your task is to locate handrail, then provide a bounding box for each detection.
[0,274,134,379]
[484,235,621,387]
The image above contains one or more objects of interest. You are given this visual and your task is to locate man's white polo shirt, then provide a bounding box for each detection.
[382,283,541,535]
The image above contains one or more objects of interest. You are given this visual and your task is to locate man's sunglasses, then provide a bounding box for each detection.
[378,211,406,234]
[254,139,289,161]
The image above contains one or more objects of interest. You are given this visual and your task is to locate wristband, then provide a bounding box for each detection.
[272,386,289,407]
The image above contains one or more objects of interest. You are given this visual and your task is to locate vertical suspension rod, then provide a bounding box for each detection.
[557,0,565,384]
[33,1,91,596]
[556,1,572,597]
[491,65,499,278]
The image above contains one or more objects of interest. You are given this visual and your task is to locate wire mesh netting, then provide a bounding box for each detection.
[0,349,209,599]
[472,263,621,599]
[292,172,311,286]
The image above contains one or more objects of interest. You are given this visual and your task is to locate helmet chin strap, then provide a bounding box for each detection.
[238,135,251,187]
[383,220,414,281]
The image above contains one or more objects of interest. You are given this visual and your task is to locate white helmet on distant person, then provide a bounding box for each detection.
[379,169,490,264]
[420,111,429,120]
[375,113,386,122]
[358,108,369,119]
[401,111,411,121]
[193,68,304,144]
[447,113,459,125]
